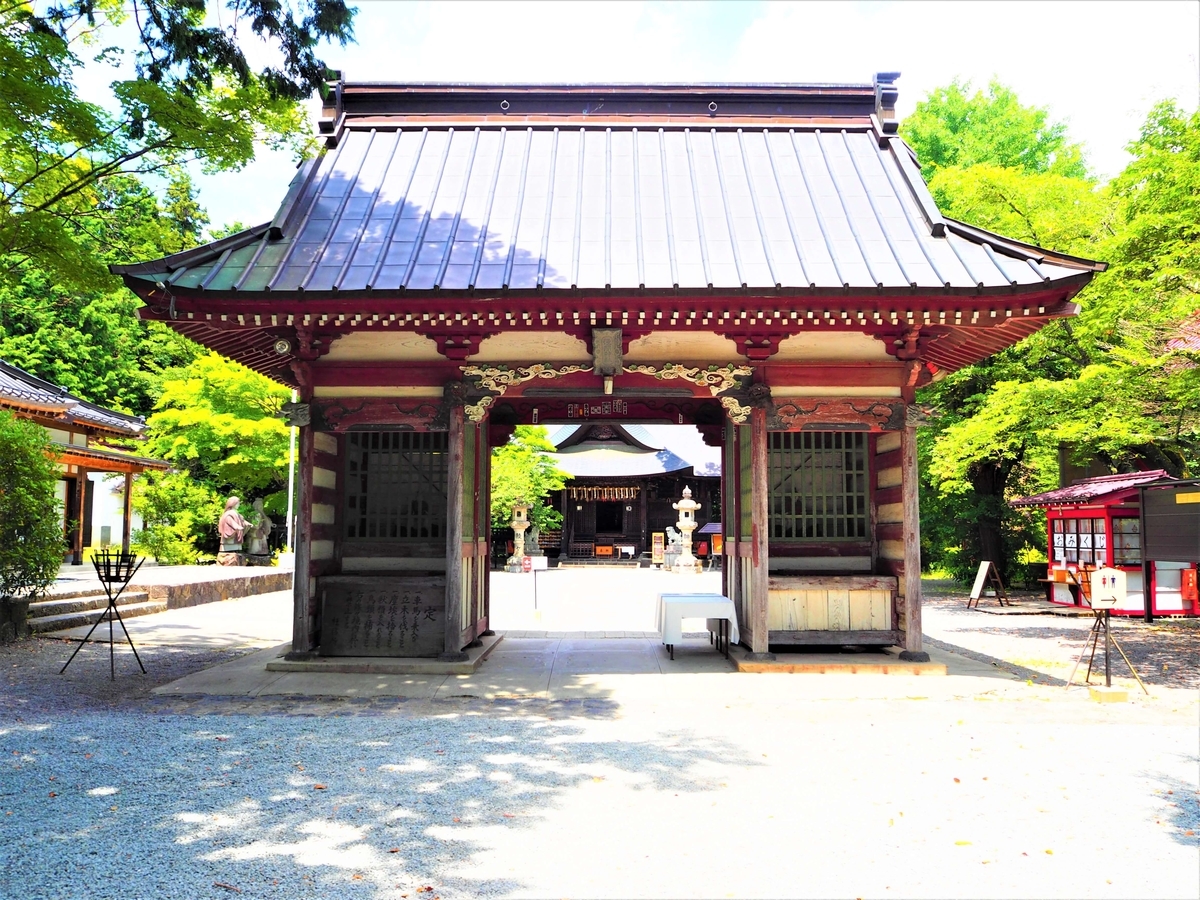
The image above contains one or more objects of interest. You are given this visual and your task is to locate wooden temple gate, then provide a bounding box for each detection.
[113,76,1102,663]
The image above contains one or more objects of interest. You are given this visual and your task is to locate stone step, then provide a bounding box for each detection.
[28,592,150,618]
[30,600,168,635]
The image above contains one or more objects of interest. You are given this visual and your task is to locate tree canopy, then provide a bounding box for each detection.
[490,427,571,533]
[906,86,1200,582]
[0,0,354,292]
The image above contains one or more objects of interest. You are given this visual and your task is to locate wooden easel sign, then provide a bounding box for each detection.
[967,560,1009,608]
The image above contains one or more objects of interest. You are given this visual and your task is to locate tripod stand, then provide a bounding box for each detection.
[60,550,147,680]
[1066,606,1148,694]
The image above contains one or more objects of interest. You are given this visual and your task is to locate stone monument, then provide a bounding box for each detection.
[217,496,250,566]
[672,485,702,574]
[245,498,274,564]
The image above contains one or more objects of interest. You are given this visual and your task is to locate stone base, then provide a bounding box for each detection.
[0,598,31,643]
[899,650,931,662]
[266,634,503,676]
[743,652,777,662]
[1089,686,1129,703]
[217,552,244,566]
[243,554,274,567]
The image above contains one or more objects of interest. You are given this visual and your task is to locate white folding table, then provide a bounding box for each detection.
[656,593,739,660]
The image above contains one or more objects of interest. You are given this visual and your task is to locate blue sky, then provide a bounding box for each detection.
[76,1,1200,234]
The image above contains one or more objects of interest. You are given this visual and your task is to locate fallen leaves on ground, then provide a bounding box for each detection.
[313,784,327,790]
[213,883,241,893]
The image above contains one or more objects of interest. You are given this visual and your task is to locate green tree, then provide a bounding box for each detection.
[490,427,571,532]
[0,174,205,414]
[901,79,1087,179]
[0,0,355,291]
[0,410,64,602]
[143,352,292,505]
[915,93,1200,583]
[130,469,222,564]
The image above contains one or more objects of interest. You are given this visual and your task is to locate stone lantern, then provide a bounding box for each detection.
[672,485,701,573]
[507,498,531,572]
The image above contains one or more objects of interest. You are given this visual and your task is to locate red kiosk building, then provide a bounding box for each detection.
[112,74,1104,661]
[1013,470,1200,617]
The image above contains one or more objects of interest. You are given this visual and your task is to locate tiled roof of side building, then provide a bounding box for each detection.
[0,360,147,437]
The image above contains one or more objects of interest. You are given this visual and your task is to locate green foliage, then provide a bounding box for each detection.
[914,87,1200,583]
[130,469,222,565]
[490,427,571,532]
[0,0,354,292]
[0,411,65,598]
[901,79,1087,178]
[143,352,292,506]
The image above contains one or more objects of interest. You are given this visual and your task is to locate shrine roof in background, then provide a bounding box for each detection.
[550,423,721,478]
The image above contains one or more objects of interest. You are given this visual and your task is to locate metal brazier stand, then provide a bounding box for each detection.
[60,550,147,680]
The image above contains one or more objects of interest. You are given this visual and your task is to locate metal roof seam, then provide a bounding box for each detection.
[887,138,946,237]
[536,128,561,288]
[736,129,780,288]
[842,130,917,288]
[368,127,430,290]
[605,127,613,289]
[269,157,320,239]
[658,129,680,289]
[981,242,1018,286]
[571,127,586,289]
[710,129,747,288]
[233,233,272,291]
[632,128,646,289]
[435,127,482,288]
[790,130,848,288]
[814,129,883,289]
[1025,258,1051,283]
[872,136,950,287]
[267,135,351,290]
[468,128,507,290]
[762,130,813,288]
[300,128,378,291]
[401,128,456,288]
[683,129,714,288]
[501,128,534,290]
[198,246,235,290]
[335,129,405,290]
[943,233,986,289]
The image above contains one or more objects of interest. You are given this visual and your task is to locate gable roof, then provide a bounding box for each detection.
[112,124,1101,297]
[0,360,147,437]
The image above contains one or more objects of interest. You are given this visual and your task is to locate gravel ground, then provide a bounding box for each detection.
[922,580,1200,690]
[0,584,1197,900]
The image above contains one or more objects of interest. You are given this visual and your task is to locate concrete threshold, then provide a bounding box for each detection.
[732,645,948,675]
[264,634,503,676]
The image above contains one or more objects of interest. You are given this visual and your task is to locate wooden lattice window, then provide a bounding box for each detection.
[768,431,868,541]
[345,432,448,541]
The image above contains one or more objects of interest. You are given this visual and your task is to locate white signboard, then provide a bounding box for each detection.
[1090,567,1127,609]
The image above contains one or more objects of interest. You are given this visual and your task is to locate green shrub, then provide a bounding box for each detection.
[0,411,64,598]
[130,470,222,565]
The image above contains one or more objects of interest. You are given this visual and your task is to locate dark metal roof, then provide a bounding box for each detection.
[0,360,147,436]
[112,125,1103,297]
[1011,470,1169,508]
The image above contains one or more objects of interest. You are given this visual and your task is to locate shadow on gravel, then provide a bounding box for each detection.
[933,620,1200,689]
[1151,761,1200,847]
[0,709,758,899]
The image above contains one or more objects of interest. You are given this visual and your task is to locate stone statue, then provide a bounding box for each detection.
[526,523,543,556]
[665,526,682,547]
[217,496,250,566]
[246,498,273,558]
